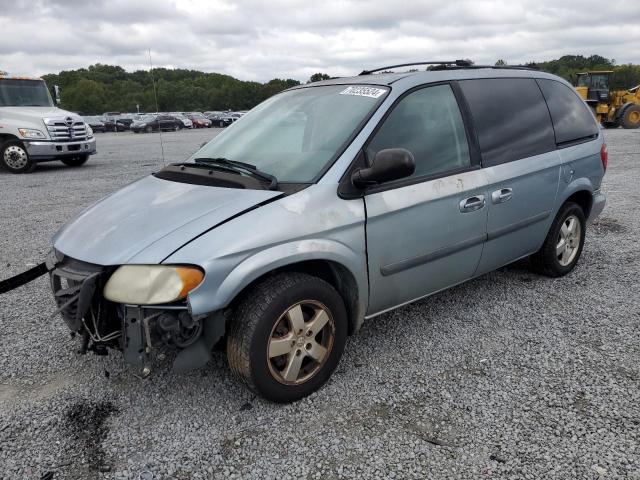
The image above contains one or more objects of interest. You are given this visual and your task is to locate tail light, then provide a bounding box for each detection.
[600,143,608,172]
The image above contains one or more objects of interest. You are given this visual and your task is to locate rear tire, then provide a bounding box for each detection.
[1,140,36,173]
[530,202,586,277]
[621,105,640,129]
[61,155,89,167]
[227,273,348,403]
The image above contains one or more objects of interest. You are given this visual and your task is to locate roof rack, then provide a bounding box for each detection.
[359,60,538,75]
[360,60,471,75]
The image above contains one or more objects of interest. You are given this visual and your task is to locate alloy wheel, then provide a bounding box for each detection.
[556,214,581,266]
[267,300,335,385]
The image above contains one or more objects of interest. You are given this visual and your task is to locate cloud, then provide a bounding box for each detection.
[1,0,638,82]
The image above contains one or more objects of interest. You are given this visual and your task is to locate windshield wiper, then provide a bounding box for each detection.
[193,157,278,190]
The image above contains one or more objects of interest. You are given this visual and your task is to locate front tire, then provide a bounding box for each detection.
[1,140,36,173]
[145,126,153,133]
[530,202,586,277]
[61,155,89,167]
[227,273,348,403]
[621,105,640,129]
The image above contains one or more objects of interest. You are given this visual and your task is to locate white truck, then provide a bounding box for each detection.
[0,74,96,173]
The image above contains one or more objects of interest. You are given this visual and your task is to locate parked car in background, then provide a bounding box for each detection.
[130,114,183,133]
[171,113,193,129]
[102,116,127,132]
[115,115,135,130]
[207,113,234,128]
[186,113,212,128]
[83,116,106,133]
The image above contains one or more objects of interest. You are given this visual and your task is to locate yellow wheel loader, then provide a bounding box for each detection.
[574,71,640,129]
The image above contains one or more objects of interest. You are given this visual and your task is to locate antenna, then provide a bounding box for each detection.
[148,49,166,166]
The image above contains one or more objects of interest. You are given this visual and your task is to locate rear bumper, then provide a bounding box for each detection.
[24,137,97,161]
[588,190,606,224]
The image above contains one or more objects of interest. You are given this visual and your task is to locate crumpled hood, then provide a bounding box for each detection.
[53,175,282,265]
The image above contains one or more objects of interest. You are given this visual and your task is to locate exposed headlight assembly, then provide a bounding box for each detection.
[18,128,46,139]
[103,265,204,305]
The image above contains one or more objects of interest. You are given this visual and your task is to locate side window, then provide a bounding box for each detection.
[459,78,556,167]
[537,79,599,145]
[366,84,470,180]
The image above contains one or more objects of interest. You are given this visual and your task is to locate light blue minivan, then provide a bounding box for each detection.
[49,62,606,402]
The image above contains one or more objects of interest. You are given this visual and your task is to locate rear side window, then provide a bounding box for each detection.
[366,84,470,180]
[536,79,599,145]
[459,78,556,167]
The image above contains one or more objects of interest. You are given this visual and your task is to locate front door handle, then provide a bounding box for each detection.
[491,188,513,204]
[459,195,485,213]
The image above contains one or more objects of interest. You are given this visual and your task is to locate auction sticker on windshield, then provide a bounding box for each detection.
[339,86,386,98]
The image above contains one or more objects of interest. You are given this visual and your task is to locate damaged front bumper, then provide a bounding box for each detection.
[48,251,225,373]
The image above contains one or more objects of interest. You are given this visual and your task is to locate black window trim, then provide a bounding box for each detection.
[459,76,559,168]
[339,80,482,197]
[535,78,600,148]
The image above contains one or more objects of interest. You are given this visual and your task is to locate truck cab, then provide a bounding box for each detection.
[0,74,97,173]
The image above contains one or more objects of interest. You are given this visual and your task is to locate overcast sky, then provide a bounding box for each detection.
[1,0,639,82]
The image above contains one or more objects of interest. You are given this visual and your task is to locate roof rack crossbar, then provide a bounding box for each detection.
[359,60,472,75]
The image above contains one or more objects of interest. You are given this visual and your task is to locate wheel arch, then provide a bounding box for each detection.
[187,241,368,335]
[557,179,594,219]
[0,133,20,145]
[230,259,363,335]
[564,189,593,219]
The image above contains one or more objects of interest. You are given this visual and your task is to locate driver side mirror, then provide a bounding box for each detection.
[351,148,415,188]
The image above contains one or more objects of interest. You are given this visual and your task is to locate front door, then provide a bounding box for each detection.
[364,83,488,315]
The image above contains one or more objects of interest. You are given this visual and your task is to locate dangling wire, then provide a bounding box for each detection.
[148,49,166,166]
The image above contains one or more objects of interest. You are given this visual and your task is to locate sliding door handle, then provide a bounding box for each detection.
[459,195,485,213]
[491,188,513,204]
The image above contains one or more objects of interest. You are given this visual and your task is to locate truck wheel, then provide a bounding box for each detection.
[621,105,640,129]
[1,140,36,173]
[530,202,586,277]
[227,272,348,403]
[61,155,89,167]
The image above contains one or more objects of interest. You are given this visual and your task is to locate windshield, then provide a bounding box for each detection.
[141,115,156,122]
[0,79,54,107]
[191,84,388,182]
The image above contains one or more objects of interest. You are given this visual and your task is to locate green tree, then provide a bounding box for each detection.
[308,73,331,83]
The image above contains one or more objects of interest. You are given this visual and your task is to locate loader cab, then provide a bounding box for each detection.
[575,71,613,105]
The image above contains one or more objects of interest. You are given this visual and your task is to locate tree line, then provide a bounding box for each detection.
[42,64,302,115]
[41,55,640,115]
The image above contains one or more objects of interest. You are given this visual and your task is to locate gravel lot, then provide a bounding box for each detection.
[1,128,639,480]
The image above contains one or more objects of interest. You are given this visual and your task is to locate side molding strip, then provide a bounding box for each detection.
[486,211,550,241]
[380,234,486,277]
[379,210,551,277]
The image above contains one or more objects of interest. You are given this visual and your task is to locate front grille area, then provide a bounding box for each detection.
[50,256,105,331]
[44,118,88,142]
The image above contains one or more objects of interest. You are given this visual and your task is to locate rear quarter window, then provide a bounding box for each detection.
[459,78,556,167]
[536,79,599,145]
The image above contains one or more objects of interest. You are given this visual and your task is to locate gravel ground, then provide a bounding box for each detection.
[1,128,639,479]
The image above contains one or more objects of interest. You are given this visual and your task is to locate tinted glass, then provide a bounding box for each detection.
[366,84,470,180]
[537,79,599,145]
[459,78,556,166]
